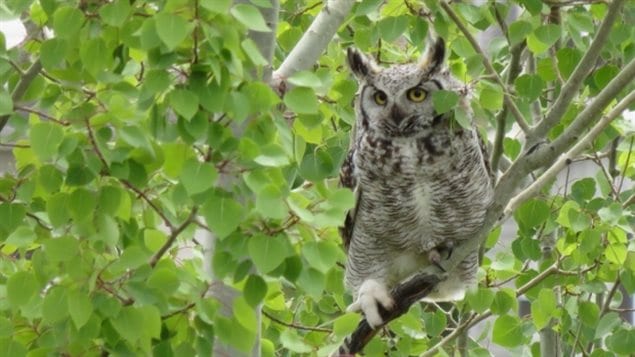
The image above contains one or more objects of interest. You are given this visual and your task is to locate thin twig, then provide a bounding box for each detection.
[14,105,69,126]
[121,179,176,231]
[85,119,109,173]
[149,206,198,268]
[440,1,530,135]
[262,310,332,333]
[616,137,633,194]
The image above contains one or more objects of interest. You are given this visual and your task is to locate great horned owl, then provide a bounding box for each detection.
[340,38,494,328]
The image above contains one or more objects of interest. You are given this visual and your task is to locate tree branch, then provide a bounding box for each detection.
[0,60,43,134]
[271,0,355,91]
[491,41,526,172]
[335,273,442,355]
[529,0,626,146]
[440,1,531,135]
[505,89,635,215]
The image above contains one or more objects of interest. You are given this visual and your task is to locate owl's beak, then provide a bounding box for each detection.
[390,105,405,124]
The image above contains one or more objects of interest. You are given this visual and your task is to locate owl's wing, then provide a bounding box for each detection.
[339,148,360,251]
[476,130,496,186]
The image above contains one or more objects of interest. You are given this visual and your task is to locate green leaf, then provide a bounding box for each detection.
[230,4,271,32]
[594,312,621,339]
[38,164,64,194]
[287,71,323,89]
[0,89,12,116]
[0,203,26,236]
[296,267,324,298]
[180,159,218,196]
[534,24,561,47]
[604,243,627,265]
[202,193,244,239]
[579,301,600,327]
[66,164,96,186]
[244,274,267,307]
[492,315,525,347]
[0,317,12,338]
[479,83,503,111]
[47,193,70,228]
[241,38,269,66]
[140,306,161,339]
[557,200,590,232]
[378,15,408,42]
[201,0,231,13]
[154,12,193,50]
[53,6,85,39]
[422,310,447,337]
[301,241,341,273]
[531,289,557,329]
[466,287,495,314]
[248,234,289,274]
[111,306,145,343]
[333,312,359,337]
[42,287,68,324]
[80,37,111,76]
[432,90,460,114]
[99,0,131,27]
[279,328,312,353]
[515,74,544,101]
[606,328,635,355]
[169,89,199,120]
[7,271,38,307]
[598,202,622,224]
[43,236,79,262]
[30,122,64,162]
[491,288,517,315]
[284,87,319,114]
[233,297,258,332]
[557,48,582,79]
[593,65,620,90]
[40,38,68,70]
[147,268,180,295]
[69,188,97,221]
[571,178,596,202]
[508,20,533,46]
[503,138,521,160]
[515,199,550,229]
[68,290,93,329]
[299,148,334,182]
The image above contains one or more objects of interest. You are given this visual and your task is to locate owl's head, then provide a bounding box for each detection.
[347,38,461,138]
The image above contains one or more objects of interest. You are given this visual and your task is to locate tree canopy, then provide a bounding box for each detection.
[0,0,634,356]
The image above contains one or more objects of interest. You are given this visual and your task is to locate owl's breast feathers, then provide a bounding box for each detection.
[339,126,493,251]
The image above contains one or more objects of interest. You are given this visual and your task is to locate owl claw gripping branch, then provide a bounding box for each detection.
[339,37,494,328]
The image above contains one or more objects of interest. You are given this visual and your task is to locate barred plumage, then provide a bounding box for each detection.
[340,38,494,328]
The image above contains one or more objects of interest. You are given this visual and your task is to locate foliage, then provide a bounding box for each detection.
[0,0,634,356]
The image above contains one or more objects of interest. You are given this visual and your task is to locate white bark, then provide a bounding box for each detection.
[529,0,626,146]
[505,90,635,215]
[271,0,355,86]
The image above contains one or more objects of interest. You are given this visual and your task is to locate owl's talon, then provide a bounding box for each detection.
[348,279,394,328]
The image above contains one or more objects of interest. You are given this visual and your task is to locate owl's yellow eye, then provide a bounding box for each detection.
[373,91,387,105]
[407,87,427,102]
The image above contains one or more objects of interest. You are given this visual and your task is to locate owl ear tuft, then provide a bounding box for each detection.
[347,47,378,79]
[419,37,446,74]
